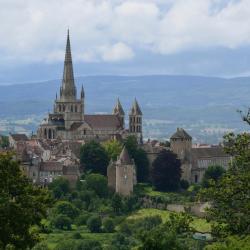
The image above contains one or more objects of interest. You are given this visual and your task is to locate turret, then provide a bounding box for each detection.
[113,98,125,128]
[129,98,143,142]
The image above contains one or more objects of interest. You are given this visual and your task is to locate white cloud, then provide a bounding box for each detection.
[0,0,250,63]
[100,42,134,62]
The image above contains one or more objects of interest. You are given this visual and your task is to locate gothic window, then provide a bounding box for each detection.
[75,105,77,112]
[71,105,73,112]
[83,129,86,135]
[59,105,61,112]
[44,129,47,137]
[63,105,65,111]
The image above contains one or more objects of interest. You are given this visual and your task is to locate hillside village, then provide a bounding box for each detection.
[1,32,231,195]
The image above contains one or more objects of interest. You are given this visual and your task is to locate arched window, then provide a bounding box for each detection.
[75,106,77,112]
[71,105,73,112]
[44,128,47,137]
[59,105,61,112]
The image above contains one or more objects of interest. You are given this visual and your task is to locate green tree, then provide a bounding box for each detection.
[200,132,250,235]
[0,136,9,148]
[86,173,108,197]
[80,141,109,175]
[111,193,123,214]
[202,165,225,188]
[48,177,70,199]
[0,153,51,249]
[54,201,79,219]
[87,215,102,233]
[103,217,115,233]
[103,139,123,161]
[151,149,182,191]
[124,135,149,182]
[53,214,72,230]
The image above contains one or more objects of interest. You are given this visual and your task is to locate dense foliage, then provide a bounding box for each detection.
[151,149,182,191]
[80,141,109,175]
[200,132,250,235]
[0,153,51,249]
[201,165,225,188]
[103,139,123,161]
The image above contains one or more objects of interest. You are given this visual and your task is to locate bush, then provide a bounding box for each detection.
[54,240,75,250]
[72,232,82,239]
[180,179,189,190]
[86,174,108,197]
[87,215,102,233]
[75,212,91,226]
[53,214,72,230]
[32,242,49,250]
[48,177,70,199]
[103,217,115,233]
[75,240,102,250]
[54,201,79,219]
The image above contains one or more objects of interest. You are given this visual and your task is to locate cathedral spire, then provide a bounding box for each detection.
[113,98,125,116]
[81,84,85,99]
[61,29,76,101]
[130,98,142,115]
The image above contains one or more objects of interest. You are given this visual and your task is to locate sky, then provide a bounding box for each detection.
[1,0,250,83]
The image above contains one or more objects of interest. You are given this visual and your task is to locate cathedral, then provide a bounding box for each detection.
[37,31,143,142]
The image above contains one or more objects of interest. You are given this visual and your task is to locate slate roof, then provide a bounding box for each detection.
[170,128,192,140]
[130,99,142,115]
[119,147,132,164]
[113,98,125,115]
[40,161,63,172]
[10,134,28,142]
[191,146,229,159]
[84,115,122,129]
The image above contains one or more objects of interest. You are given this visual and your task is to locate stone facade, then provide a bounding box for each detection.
[37,31,143,143]
[170,128,232,183]
[107,147,137,196]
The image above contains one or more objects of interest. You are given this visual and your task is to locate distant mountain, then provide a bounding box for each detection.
[0,75,249,143]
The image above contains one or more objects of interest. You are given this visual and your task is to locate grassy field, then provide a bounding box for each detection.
[41,226,114,249]
[126,208,211,233]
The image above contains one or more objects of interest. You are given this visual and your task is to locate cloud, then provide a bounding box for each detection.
[0,0,250,64]
[100,42,134,62]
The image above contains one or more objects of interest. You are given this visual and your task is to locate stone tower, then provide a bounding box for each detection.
[129,99,143,142]
[170,128,192,182]
[54,30,84,130]
[107,147,136,196]
[113,98,125,129]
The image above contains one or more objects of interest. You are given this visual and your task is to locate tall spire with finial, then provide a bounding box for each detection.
[61,29,76,101]
[113,98,125,116]
[81,84,85,99]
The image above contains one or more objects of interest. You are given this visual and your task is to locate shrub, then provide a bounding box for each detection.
[32,242,49,250]
[103,217,115,233]
[75,212,91,226]
[54,240,75,250]
[53,214,72,230]
[86,174,108,197]
[87,215,102,233]
[54,201,79,219]
[75,240,102,250]
[72,232,82,239]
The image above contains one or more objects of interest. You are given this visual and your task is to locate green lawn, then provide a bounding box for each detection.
[126,208,211,233]
[41,226,114,250]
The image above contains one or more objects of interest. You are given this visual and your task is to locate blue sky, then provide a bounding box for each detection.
[1,0,250,84]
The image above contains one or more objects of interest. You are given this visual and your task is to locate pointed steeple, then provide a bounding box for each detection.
[61,29,76,101]
[130,98,142,115]
[119,146,132,164]
[81,84,85,99]
[113,98,125,116]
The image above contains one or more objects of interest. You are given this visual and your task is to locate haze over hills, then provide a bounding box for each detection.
[0,74,249,143]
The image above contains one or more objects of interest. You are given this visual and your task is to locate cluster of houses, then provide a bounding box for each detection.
[0,31,232,196]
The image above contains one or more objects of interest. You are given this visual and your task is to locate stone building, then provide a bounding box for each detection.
[170,128,232,183]
[37,31,143,142]
[107,147,137,196]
